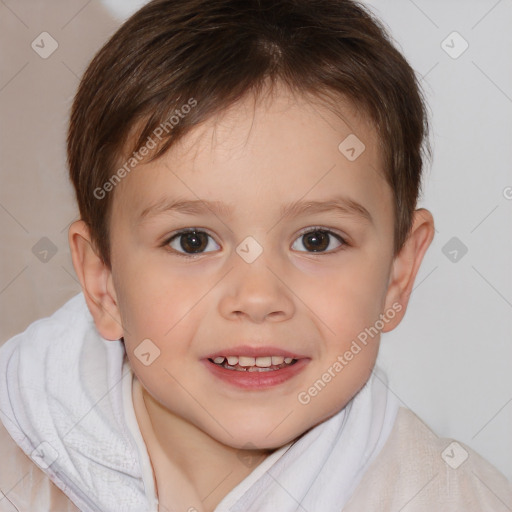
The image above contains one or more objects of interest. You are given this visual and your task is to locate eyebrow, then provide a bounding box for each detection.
[137,195,373,224]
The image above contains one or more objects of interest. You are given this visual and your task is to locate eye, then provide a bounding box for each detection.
[164,229,220,256]
[291,228,347,253]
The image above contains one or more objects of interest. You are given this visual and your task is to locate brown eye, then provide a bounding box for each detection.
[167,230,219,255]
[292,229,345,253]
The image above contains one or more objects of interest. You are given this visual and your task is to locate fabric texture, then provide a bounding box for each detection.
[0,293,154,511]
[343,406,512,511]
[0,292,510,512]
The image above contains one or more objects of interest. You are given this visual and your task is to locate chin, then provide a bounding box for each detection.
[206,421,298,451]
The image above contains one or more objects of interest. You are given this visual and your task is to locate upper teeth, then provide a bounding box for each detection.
[212,356,294,367]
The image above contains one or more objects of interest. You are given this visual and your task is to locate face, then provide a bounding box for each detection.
[108,85,397,450]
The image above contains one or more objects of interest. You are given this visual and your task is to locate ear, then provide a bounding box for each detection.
[68,220,124,341]
[381,208,435,332]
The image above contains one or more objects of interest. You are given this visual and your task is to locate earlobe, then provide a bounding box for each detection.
[382,208,435,332]
[68,220,124,341]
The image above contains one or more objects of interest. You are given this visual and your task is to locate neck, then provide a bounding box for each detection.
[132,377,273,512]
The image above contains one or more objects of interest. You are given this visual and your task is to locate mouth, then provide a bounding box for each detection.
[203,346,309,389]
[207,355,298,372]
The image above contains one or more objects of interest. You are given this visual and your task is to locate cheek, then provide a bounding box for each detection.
[113,257,203,336]
[304,261,389,338]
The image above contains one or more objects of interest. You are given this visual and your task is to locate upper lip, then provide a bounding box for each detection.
[205,345,309,360]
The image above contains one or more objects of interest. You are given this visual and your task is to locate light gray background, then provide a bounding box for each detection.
[0,0,511,482]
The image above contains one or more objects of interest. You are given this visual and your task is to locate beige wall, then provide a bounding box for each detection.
[0,1,123,343]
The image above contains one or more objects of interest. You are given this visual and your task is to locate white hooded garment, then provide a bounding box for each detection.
[0,293,510,512]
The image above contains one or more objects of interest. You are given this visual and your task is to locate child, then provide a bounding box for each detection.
[0,0,510,510]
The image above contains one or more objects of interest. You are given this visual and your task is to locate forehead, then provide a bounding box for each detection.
[112,86,390,230]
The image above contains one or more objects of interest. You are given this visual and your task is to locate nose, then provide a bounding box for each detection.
[218,257,295,324]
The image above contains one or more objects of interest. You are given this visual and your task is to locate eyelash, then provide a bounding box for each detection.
[160,227,349,259]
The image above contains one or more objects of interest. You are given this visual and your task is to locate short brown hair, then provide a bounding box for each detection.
[67,0,430,269]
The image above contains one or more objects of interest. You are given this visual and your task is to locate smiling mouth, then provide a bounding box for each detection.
[207,355,298,372]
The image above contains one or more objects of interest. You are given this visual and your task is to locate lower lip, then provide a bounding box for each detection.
[202,358,310,390]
